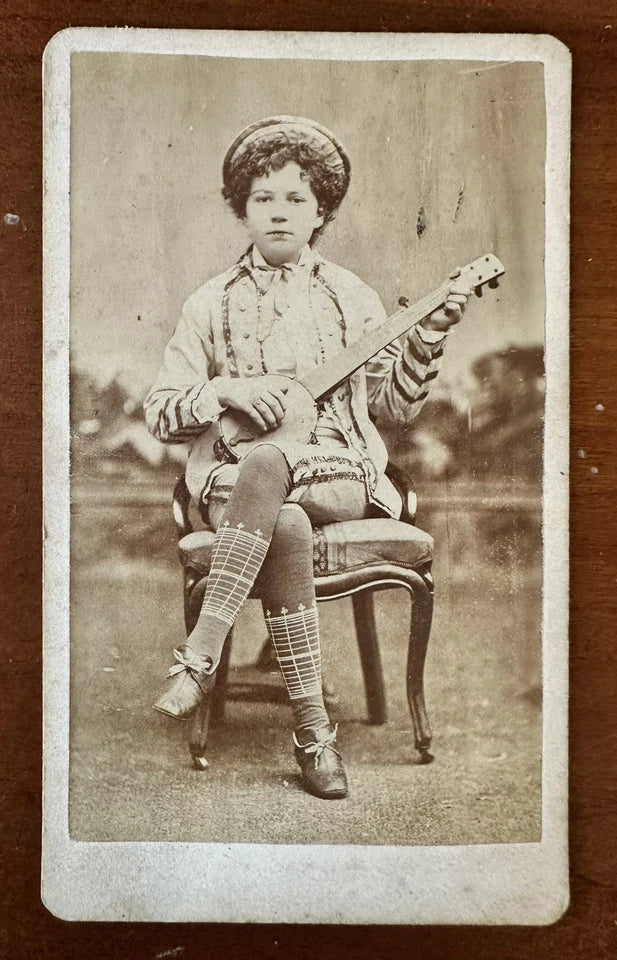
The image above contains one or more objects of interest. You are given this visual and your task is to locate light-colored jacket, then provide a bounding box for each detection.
[144,247,447,518]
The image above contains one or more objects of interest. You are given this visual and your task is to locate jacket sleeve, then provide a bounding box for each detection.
[143,289,225,443]
[363,286,449,426]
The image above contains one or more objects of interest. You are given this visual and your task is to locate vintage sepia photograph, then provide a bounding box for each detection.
[42,29,569,923]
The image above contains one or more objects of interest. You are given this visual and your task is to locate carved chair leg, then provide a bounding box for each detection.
[189,695,211,770]
[406,576,434,762]
[184,571,206,634]
[184,572,232,760]
[187,629,233,765]
[210,628,232,727]
[352,590,387,725]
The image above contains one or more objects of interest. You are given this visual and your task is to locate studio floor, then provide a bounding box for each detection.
[68,532,542,846]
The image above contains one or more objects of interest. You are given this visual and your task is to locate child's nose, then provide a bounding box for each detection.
[270,205,288,222]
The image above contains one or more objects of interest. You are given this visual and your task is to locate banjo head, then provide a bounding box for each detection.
[220,378,318,458]
[185,377,318,497]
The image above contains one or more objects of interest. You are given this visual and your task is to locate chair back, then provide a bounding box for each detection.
[384,464,417,525]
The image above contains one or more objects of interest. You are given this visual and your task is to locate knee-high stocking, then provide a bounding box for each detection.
[255,503,331,743]
[186,444,292,667]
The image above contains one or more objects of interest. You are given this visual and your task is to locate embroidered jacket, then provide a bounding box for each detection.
[144,247,448,518]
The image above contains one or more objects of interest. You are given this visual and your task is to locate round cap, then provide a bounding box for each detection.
[223,115,350,192]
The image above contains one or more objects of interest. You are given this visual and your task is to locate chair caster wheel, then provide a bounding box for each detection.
[192,755,209,770]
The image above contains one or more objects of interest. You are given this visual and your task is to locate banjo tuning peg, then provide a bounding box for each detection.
[475,285,483,298]
[488,278,500,289]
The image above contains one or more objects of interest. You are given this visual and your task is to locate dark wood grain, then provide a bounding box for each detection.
[1,1,615,956]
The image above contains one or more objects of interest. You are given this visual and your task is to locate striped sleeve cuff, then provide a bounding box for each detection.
[415,323,449,344]
[190,378,225,423]
[152,380,225,441]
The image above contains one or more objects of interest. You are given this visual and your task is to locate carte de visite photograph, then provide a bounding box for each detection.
[42,29,570,924]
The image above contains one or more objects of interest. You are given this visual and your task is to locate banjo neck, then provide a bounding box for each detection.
[301,253,505,402]
[186,254,504,492]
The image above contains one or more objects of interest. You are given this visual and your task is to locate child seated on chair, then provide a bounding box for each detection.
[144,116,470,799]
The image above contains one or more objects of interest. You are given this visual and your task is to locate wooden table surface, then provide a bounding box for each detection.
[1,1,615,956]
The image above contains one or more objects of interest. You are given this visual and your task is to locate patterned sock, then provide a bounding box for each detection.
[264,603,322,699]
[258,504,331,740]
[186,445,292,667]
[200,520,269,629]
[264,603,330,742]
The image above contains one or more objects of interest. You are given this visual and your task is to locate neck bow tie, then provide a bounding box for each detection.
[251,261,300,342]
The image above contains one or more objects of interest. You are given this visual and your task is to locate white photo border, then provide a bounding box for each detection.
[42,28,570,924]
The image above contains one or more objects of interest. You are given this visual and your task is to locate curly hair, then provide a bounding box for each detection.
[222,135,349,242]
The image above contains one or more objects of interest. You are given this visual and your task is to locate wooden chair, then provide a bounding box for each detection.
[172,467,435,770]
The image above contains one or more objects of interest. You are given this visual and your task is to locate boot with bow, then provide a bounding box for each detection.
[154,644,216,720]
[293,724,348,800]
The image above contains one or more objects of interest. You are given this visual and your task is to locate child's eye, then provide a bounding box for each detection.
[290,197,305,204]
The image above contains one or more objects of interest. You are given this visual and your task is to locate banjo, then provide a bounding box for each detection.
[186,253,504,496]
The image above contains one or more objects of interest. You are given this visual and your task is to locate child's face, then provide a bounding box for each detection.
[243,162,324,266]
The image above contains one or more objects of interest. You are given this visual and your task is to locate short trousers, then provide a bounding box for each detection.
[204,437,373,530]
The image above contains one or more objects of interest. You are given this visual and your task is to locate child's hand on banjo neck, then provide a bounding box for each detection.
[419,267,473,334]
[215,375,290,433]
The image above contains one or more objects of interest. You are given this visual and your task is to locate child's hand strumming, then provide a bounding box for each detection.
[215,375,289,433]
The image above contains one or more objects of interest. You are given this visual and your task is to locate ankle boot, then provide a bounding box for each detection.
[154,645,216,720]
[293,725,348,800]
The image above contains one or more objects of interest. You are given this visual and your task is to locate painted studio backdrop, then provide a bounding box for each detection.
[69,54,545,844]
